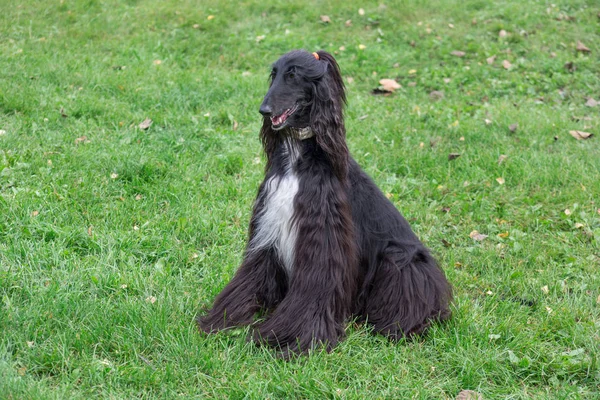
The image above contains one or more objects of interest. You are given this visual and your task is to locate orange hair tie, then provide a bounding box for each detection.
[312,52,320,60]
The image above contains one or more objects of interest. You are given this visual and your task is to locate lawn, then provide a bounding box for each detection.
[1,0,599,398]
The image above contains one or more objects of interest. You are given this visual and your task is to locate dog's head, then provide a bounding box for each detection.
[259,50,346,132]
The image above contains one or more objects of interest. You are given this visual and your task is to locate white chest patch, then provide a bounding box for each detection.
[250,145,300,276]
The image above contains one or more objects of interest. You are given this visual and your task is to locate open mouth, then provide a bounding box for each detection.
[270,104,298,130]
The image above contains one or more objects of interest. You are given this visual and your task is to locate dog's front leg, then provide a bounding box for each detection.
[253,172,358,355]
[197,247,287,333]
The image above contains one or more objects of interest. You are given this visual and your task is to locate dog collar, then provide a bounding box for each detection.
[289,127,314,140]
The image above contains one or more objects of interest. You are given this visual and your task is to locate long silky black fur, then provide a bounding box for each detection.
[198,50,452,355]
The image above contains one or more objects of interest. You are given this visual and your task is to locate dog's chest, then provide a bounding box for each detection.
[251,148,300,276]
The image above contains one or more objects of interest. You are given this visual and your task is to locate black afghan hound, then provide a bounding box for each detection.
[198,50,452,355]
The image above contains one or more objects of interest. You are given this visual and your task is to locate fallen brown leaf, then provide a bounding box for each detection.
[429,90,444,101]
[448,153,461,161]
[345,19,352,27]
[60,107,68,118]
[320,15,331,23]
[153,59,162,65]
[565,209,572,216]
[379,78,401,92]
[564,61,576,73]
[585,98,598,107]
[139,118,153,130]
[75,136,88,145]
[569,130,593,140]
[17,367,26,376]
[486,55,496,65]
[498,29,507,38]
[31,210,39,217]
[358,114,369,120]
[496,177,505,185]
[497,232,509,238]
[451,50,466,57]
[509,123,518,133]
[502,60,512,69]
[469,230,488,241]
[456,390,483,400]
[498,154,508,164]
[576,41,591,53]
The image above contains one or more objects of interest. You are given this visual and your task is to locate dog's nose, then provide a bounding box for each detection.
[259,103,272,116]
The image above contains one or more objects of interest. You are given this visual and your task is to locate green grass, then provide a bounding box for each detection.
[1,0,599,398]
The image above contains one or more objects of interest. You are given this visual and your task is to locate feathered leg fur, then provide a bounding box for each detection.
[197,247,288,332]
[362,246,452,339]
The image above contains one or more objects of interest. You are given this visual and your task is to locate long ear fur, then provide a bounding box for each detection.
[311,50,349,181]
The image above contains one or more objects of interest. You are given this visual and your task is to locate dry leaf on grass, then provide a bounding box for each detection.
[564,209,572,215]
[139,118,153,130]
[502,60,512,69]
[429,90,444,101]
[569,130,593,140]
[451,50,466,57]
[345,19,352,27]
[564,61,576,72]
[146,296,157,304]
[75,136,88,145]
[585,98,598,107]
[379,79,401,92]
[486,55,496,65]
[469,230,488,241]
[498,154,508,164]
[60,107,68,118]
[456,389,483,400]
[541,285,549,294]
[496,177,505,185]
[358,8,365,15]
[448,153,461,161]
[509,123,518,133]
[497,232,509,238]
[576,41,591,53]
[320,15,331,23]
[498,29,507,38]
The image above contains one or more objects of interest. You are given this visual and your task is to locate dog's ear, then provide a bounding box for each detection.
[310,50,349,181]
